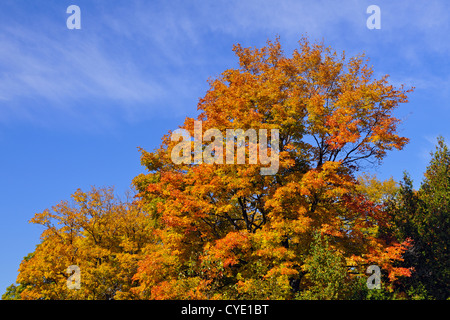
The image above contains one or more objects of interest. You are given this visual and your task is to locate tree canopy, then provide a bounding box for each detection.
[6,37,448,300]
[130,37,413,299]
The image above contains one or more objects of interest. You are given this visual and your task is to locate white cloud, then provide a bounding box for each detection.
[0,25,164,104]
[0,0,449,127]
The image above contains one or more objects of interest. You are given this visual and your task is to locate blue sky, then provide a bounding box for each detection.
[0,0,449,296]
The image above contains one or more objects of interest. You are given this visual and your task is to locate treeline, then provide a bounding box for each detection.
[3,37,449,300]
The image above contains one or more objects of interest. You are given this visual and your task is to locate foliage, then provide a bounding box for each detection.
[9,36,445,300]
[131,36,413,299]
[388,137,450,299]
[356,173,398,205]
[295,232,355,300]
[13,187,152,300]
[2,284,23,300]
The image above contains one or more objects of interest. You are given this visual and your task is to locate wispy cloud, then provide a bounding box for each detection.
[0,24,165,104]
[0,0,449,128]
[0,3,210,125]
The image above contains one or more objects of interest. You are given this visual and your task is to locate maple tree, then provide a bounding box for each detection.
[356,173,398,205]
[14,187,152,300]
[131,37,414,299]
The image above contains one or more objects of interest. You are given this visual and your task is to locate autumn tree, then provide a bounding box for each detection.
[13,187,152,300]
[131,36,414,299]
[356,173,398,206]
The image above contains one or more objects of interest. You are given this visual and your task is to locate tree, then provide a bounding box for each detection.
[390,137,450,299]
[2,284,23,300]
[131,36,414,299]
[13,187,152,300]
[296,231,355,300]
[418,136,450,299]
[356,173,398,206]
